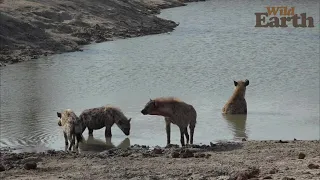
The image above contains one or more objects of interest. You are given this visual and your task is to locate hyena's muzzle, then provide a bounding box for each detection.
[141,109,148,115]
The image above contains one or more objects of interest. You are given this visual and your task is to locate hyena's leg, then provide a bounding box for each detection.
[165,118,171,145]
[105,125,112,138]
[88,129,93,136]
[189,124,195,144]
[75,135,79,150]
[63,132,68,146]
[179,127,186,147]
[81,125,87,134]
[68,136,74,151]
[184,127,189,144]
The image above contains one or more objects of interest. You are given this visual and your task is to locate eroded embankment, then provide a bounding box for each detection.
[0,0,205,67]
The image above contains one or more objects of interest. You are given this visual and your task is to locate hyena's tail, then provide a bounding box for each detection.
[76,133,83,143]
[74,122,83,143]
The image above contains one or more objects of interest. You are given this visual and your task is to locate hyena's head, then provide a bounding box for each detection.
[57,112,62,126]
[116,118,131,136]
[141,98,173,117]
[56,109,76,126]
[233,79,249,97]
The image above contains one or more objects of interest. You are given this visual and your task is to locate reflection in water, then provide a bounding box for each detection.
[79,136,131,153]
[222,114,248,140]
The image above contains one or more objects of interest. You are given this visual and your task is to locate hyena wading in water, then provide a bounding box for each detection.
[79,106,131,138]
[57,109,83,151]
[222,79,249,114]
[141,97,197,146]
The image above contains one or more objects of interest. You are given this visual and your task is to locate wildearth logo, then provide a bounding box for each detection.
[255,6,315,27]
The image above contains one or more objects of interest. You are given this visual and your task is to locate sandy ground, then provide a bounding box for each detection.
[1,140,320,180]
[0,0,205,66]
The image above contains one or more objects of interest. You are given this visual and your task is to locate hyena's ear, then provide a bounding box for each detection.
[245,79,249,86]
[128,118,131,122]
[153,100,158,107]
[57,112,61,118]
[234,81,238,86]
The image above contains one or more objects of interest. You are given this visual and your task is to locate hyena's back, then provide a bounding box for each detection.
[165,100,197,128]
[79,106,120,130]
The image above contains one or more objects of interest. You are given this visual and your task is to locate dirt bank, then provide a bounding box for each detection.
[1,140,319,180]
[0,0,205,67]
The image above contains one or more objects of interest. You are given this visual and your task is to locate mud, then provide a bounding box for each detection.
[1,140,319,180]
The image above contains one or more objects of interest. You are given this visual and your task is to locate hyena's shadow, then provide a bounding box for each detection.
[222,114,248,140]
[79,135,131,152]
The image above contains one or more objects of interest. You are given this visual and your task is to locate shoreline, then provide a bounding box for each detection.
[1,140,320,179]
[0,0,205,67]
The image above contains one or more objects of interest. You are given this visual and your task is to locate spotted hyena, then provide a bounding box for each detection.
[222,79,249,114]
[141,97,197,147]
[57,109,83,151]
[79,105,131,139]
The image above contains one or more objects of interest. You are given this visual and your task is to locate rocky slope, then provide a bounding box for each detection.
[0,0,204,66]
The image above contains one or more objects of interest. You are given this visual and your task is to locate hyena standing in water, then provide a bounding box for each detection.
[57,109,83,151]
[222,79,249,114]
[141,97,197,147]
[79,105,132,139]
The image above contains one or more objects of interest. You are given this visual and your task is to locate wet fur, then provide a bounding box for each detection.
[222,79,249,114]
[79,105,131,138]
[57,109,83,151]
[141,97,197,147]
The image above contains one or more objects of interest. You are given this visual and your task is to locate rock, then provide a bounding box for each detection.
[179,149,194,158]
[194,153,206,158]
[229,167,260,180]
[307,163,319,169]
[166,144,179,148]
[46,149,57,155]
[242,138,247,141]
[233,172,248,180]
[269,168,278,174]
[277,140,289,143]
[282,177,295,180]
[171,152,180,158]
[246,166,260,178]
[20,157,42,164]
[153,148,163,154]
[24,162,37,170]
[298,152,306,159]
[263,176,272,179]
[0,164,5,171]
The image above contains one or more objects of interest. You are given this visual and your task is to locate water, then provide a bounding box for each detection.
[0,0,319,153]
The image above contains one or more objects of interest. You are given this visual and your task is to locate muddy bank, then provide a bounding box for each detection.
[1,140,320,180]
[0,0,205,67]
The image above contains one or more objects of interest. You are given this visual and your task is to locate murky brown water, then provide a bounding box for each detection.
[0,0,319,153]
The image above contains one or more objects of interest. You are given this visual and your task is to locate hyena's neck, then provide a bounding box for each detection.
[231,87,246,100]
[150,111,173,118]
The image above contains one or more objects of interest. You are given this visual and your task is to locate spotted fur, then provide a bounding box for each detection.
[141,97,197,146]
[222,79,249,114]
[57,109,83,151]
[79,105,131,138]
